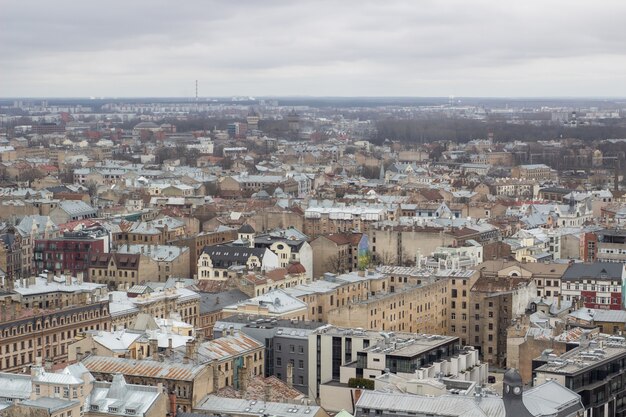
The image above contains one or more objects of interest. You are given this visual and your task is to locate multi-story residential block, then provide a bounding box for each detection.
[222,289,308,321]
[254,228,313,280]
[114,215,187,246]
[0,230,24,287]
[581,228,626,262]
[446,269,480,346]
[511,163,556,180]
[561,262,625,310]
[304,205,386,236]
[197,243,279,281]
[82,354,211,413]
[198,290,250,338]
[88,252,155,288]
[49,200,98,225]
[34,230,108,276]
[11,272,108,309]
[0,299,110,373]
[534,334,626,417]
[321,334,487,412]
[237,266,309,298]
[108,286,200,330]
[369,222,503,268]
[324,271,448,334]
[196,331,265,390]
[309,232,364,278]
[117,244,190,281]
[170,228,238,277]
[0,362,169,417]
[468,269,537,367]
[214,315,325,397]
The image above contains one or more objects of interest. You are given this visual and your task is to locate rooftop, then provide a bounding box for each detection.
[535,335,626,375]
[196,395,322,417]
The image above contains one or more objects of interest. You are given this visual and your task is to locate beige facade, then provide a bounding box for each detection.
[309,233,361,279]
[325,276,448,334]
[0,301,111,373]
[171,229,238,276]
[110,288,200,330]
[447,271,480,346]
[468,270,537,367]
[88,252,156,288]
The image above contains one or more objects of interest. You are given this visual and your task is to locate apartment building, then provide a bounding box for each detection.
[222,289,308,321]
[561,262,625,310]
[324,273,448,334]
[196,332,265,390]
[114,216,187,246]
[534,335,626,417]
[88,252,156,288]
[118,244,190,281]
[214,315,325,397]
[309,232,364,278]
[108,286,200,330]
[511,164,556,180]
[446,269,480,346]
[11,273,107,310]
[321,335,487,412]
[171,228,238,276]
[82,354,212,413]
[34,232,107,276]
[303,205,386,236]
[468,271,537,367]
[0,300,110,373]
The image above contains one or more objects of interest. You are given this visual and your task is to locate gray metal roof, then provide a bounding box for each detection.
[200,290,250,314]
[356,390,505,417]
[562,262,624,281]
[523,380,584,417]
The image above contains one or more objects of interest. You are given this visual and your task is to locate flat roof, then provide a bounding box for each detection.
[535,336,626,375]
[363,334,459,358]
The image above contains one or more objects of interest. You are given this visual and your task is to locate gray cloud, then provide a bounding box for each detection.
[2,0,626,97]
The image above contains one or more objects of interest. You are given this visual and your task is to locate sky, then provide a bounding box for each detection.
[2,0,626,98]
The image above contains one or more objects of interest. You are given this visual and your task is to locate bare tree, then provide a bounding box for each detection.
[324,255,344,274]
[375,250,397,266]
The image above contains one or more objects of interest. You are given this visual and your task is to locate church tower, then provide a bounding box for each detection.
[502,368,533,417]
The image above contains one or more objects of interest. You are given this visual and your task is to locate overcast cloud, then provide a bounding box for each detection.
[2,0,626,97]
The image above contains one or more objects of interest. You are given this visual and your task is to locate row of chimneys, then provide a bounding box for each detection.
[147,333,207,363]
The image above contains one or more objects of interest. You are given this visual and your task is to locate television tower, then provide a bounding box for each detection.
[195,80,199,113]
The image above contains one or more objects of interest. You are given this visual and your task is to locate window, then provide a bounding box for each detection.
[298,360,304,369]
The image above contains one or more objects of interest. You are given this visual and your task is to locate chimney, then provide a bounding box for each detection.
[47,271,53,284]
[169,392,177,417]
[77,272,84,285]
[557,292,562,310]
[183,356,189,364]
[286,360,294,388]
[149,338,158,360]
[44,358,53,372]
[185,340,194,360]
[10,303,16,320]
[167,337,173,356]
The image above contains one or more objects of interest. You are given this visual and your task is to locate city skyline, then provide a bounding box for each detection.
[2,0,626,98]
